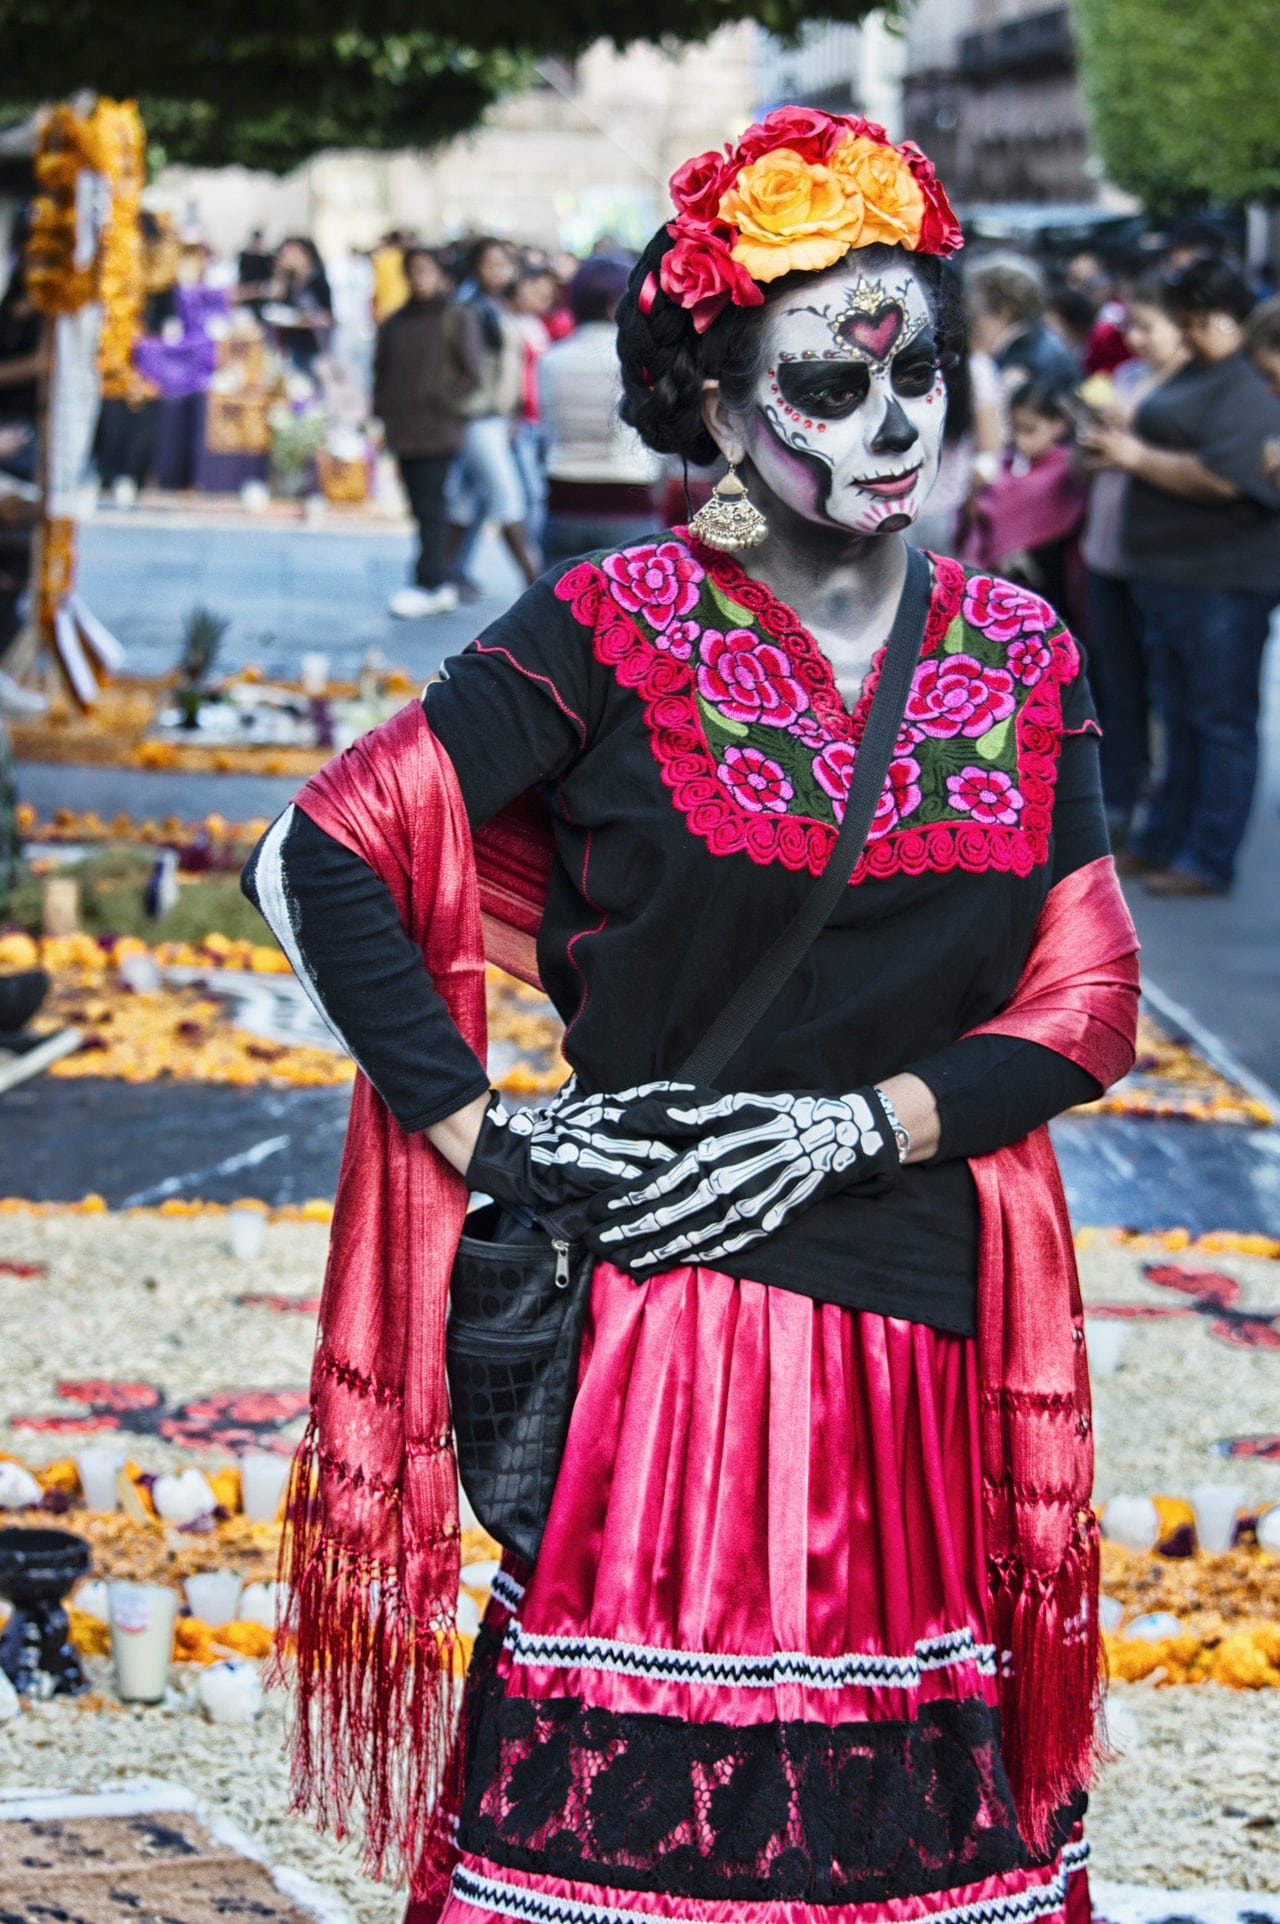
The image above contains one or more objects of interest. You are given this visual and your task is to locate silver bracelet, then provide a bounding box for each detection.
[873,1085,911,1164]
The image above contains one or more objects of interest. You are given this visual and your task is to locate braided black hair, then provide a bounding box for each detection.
[616,230,964,467]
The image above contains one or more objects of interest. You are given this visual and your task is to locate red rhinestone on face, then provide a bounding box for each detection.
[804,419,813,429]
[817,424,827,432]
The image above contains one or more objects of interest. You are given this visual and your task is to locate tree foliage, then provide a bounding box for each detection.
[1074,0,1280,211]
[0,0,897,172]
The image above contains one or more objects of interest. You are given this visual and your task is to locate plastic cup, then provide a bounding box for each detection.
[1085,1318,1127,1379]
[1190,1481,1244,1554]
[109,1582,179,1703]
[227,1207,267,1261]
[183,1570,243,1626]
[239,1450,290,1522]
[76,1445,126,1512]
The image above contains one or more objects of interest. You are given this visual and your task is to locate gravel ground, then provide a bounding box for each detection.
[1,1212,1278,1909]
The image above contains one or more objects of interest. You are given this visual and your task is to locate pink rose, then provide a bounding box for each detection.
[814,742,921,834]
[669,148,735,221]
[946,766,1025,827]
[718,744,793,815]
[602,541,704,632]
[657,619,700,661]
[962,575,1055,645]
[660,220,764,334]
[1007,634,1053,686]
[905,653,1016,739]
[697,631,810,728]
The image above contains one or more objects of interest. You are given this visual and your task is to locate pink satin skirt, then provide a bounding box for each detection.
[429,1262,1090,1924]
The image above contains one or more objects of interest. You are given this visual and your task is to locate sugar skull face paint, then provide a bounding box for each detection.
[744,262,946,536]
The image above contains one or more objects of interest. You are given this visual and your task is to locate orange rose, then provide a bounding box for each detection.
[719,148,864,281]
[829,137,925,248]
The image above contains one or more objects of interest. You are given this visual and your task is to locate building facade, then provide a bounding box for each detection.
[903,0,1099,206]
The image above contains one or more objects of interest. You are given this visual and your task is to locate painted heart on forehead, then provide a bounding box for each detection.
[836,301,904,363]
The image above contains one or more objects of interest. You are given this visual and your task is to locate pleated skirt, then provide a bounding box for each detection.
[430,1261,1089,1924]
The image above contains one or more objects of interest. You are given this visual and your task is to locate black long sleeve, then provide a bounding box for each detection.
[241,803,490,1133]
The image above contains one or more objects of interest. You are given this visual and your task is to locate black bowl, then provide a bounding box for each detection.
[0,968,50,1034]
[0,1526,92,1605]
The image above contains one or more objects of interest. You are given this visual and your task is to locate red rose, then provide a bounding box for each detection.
[660,221,763,334]
[733,106,849,166]
[697,630,810,728]
[905,653,1016,740]
[669,147,734,220]
[898,142,964,256]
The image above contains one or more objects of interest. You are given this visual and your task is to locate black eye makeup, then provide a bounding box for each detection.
[891,333,941,398]
[775,361,871,418]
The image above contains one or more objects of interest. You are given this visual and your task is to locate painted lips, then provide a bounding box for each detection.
[852,467,922,499]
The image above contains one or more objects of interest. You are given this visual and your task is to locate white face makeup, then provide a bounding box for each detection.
[741,262,947,536]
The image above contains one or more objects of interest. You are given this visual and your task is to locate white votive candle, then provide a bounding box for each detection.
[76,1446,126,1512]
[1085,1318,1128,1380]
[183,1570,243,1626]
[227,1207,267,1261]
[239,1450,291,1521]
[1190,1481,1244,1554]
[109,1582,179,1703]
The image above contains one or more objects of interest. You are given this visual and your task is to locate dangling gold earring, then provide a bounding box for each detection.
[688,457,768,552]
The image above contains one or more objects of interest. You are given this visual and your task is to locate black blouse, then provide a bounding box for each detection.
[244,538,1108,1335]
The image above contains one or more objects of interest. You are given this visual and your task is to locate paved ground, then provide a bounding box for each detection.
[7,517,1279,1224]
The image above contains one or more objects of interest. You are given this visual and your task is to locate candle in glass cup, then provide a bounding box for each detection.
[183,1570,243,1626]
[1085,1318,1127,1379]
[109,1582,179,1703]
[1190,1481,1244,1554]
[239,1450,291,1521]
[76,1445,126,1512]
[227,1207,266,1262]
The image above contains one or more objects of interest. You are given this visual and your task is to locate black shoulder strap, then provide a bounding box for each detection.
[677,544,931,1088]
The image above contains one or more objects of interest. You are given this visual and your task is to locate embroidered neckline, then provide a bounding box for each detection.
[554,536,1080,884]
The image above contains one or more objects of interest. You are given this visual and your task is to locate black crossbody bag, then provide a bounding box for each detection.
[447,547,931,1562]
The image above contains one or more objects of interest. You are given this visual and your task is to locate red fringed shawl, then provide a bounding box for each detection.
[277,698,1139,1885]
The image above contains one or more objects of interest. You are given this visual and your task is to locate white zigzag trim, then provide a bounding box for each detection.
[490,1570,526,1616]
[451,1844,1087,1924]
[502,1621,997,1690]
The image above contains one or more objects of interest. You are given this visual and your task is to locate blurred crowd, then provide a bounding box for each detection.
[2,211,1279,900]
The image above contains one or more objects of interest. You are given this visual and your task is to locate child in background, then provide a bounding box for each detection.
[962,379,1088,621]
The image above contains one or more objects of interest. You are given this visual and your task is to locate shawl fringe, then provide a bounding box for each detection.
[273,1419,465,1889]
[988,1506,1105,1855]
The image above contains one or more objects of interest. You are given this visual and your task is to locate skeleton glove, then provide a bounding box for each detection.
[580,1087,902,1278]
[463,1082,687,1222]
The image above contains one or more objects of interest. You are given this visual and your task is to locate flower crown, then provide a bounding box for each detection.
[643,106,963,336]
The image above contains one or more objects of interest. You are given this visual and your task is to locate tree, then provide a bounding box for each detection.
[1074,0,1280,211]
[0,1,899,172]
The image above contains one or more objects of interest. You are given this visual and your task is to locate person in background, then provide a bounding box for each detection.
[1078,276,1189,848]
[270,237,333,374]
[913,263,1002,557]
[510,265,558,544]
[963,379,1088,618]
[237,227,275,318]
[967,254,1077,412]
[537,256,663,565]
[445,237,540,596]
[1065,249,1132,375]
[374,247,483,619]
[371,231,410,324]
[1081,258,1280,895]
[1245,298,1280,399]
[546,253,580,340]
[1044,287,1094,367]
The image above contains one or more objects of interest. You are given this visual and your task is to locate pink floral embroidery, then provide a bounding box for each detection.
[697,630,811,728]
[718,744,793,814]
[814,743,922,835]
[962,575,1055,644]
[946,766,1025,826]
[657,619,700,661]
[905,653,1016,740]
[602,541,704,633]
[1007,635,1053,686]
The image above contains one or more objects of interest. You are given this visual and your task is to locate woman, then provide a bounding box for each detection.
[243,110,1137,1924]
[268,237,333,375]
[1078,277,1188,849]
[538,257,665,565]
[446,238,541,595]
[1082,258,1280,895]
